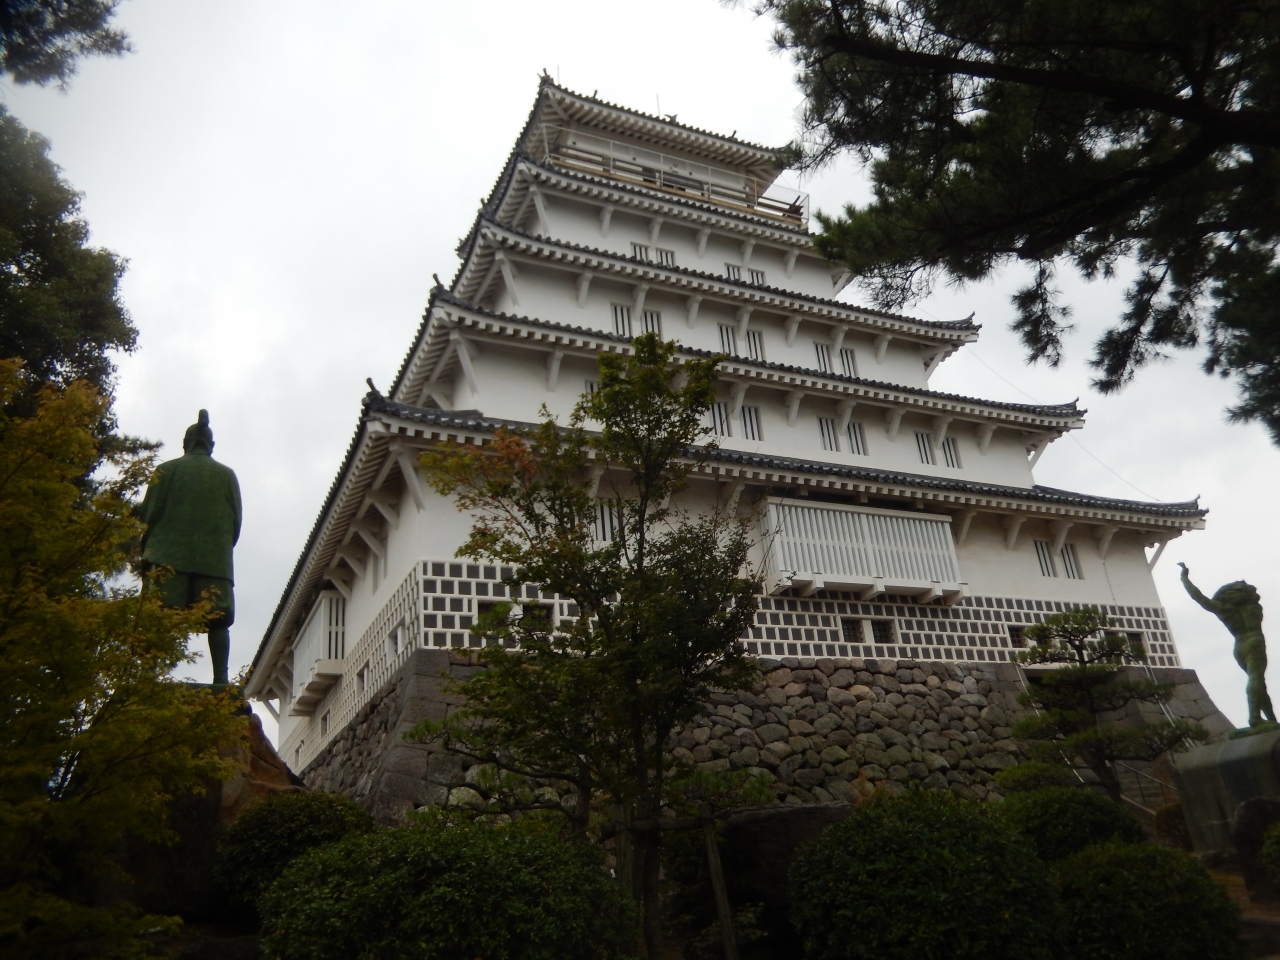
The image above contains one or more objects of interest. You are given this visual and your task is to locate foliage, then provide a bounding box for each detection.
[1013,608,1205,800]
[993,760,1076,794]
[0,0,128,87]
[0,106,135,421]
[758,0,1280,441]
[259,814,636,960]
[1153,802,1192,850]
[1053,841,1239,960]
[1000,787,1144,863]
[1257,821,1280,881]
[407,334,760,957]
[0,359,244,958]
[790,790,1061,960]
[215,790,373,911]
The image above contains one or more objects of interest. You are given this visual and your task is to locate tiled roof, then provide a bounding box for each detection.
[365,396,1203,518]
[404,288,1074,420]
[458,217,980,335]
[534,77,785,159]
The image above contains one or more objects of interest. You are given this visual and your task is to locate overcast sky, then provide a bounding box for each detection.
[7,0,1278,739]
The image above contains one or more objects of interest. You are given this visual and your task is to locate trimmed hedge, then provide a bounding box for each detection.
[215,790,373,909]
[259,817,636,960]
[1000,787,1144,862]
[790,790,1060,960]
[1054,841,1239,960]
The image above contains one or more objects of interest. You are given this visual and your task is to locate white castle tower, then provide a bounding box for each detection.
[246,80,1205,773]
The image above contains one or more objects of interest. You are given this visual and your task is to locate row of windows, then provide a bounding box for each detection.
[608,303,863,379]
[627,243,767,286]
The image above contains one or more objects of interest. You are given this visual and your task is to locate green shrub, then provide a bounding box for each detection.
[1054,841,1239,960]
[789,790,1060,960]
[215,790,373,909]
[994,761,1076,794]
[1259,821,1280,881]
[259,816,636,960]
[1000,787,1144,862]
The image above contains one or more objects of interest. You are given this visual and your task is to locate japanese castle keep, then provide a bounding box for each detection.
[247,79,1210,778]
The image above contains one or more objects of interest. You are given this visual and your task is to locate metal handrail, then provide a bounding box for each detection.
[1113,760,1178,813]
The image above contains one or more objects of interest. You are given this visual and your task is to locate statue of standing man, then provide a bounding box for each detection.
[1180,563,1276,728]
[139,410,242,686]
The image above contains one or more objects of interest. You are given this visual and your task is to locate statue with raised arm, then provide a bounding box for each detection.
[139,410,242,686]
[1180,563,1275,727]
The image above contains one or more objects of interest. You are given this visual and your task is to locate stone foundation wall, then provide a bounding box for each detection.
[299,650,1235,821]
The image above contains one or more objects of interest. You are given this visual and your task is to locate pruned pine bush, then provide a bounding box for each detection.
[790,790,1060,960]
[993,761,1077,794]
[215,790,373,909]
[1000,787,1145,862]
[1054,842,1239,960]
[259,816,636,960]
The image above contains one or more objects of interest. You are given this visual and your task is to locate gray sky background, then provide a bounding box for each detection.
[7,0,1277,741]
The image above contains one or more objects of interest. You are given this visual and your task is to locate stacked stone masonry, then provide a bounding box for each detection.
[299,649,1234,821]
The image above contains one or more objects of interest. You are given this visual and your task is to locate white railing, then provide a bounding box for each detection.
[763,498,965,601]
[288,592,346,716]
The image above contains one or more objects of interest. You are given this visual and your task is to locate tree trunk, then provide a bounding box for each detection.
[702,816,739,960]
[634,824,664,960]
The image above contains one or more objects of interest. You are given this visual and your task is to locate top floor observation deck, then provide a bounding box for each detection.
[493,79,812,231]
[527,122,810,230]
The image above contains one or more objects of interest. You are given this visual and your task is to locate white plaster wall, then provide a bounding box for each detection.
[461,338,1042,489]
[955,512,1166,607]
[537,192,846,303]
[491,245,946,400]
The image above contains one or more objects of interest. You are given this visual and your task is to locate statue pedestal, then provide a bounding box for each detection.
[1173,728,1280,865]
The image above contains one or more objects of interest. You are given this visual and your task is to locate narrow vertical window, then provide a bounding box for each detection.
[641,309,662,336]
[612,304,633,337]
[846,421,867,456]
[1061,543,1084,579]
[745,329,765,362]
[320,711,330,736]
[708,402,731,437]
[585,379,598,395]
[725,264,742,281]
[656,248,676,266]
[915,431,936,465]
[718,324,738,356]
[1034,540,1058,577]
[840,348,857,377]
[941,436,962,469]
[814,342,832,373]
[741,406,763,440]
[593,501,618,542]
[818,416,839,451]
[748,267,766,285]
[631,242,651,261]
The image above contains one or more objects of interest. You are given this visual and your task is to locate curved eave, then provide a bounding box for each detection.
[528,79,786,180]
[394,293,1082,432]
[455,218,979,343]
[247,400,390,697]
[370,397,1205,526]
[499,154,815,244]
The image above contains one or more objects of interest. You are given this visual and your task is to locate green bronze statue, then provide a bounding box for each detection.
[1180,563,1276,727]
[139,410,242,685]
